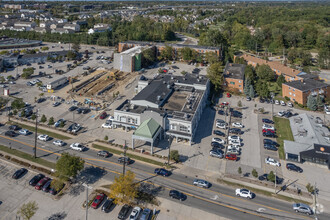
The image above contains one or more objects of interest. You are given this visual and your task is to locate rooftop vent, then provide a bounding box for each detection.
[163,81,166,84]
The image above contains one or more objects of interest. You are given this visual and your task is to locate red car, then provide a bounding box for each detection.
[225,154,237,161]
[226,93,231,98]
[262,129,275,134]
[35,177,50,190]
[220,102,229,106]
[91,193,105,209]
[99,112,107,119]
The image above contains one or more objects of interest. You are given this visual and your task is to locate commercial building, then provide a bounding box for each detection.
[282,79,330,105]
[223,63,245,93]
[112,73,210,153]
[118,41,222,57]
[284,113,330,169]
[0,37,41,49]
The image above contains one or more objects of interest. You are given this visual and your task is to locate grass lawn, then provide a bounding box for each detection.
[93,144,165,167]
[273,117,294,159]
[0,145,56,169]
[10,122,71,140]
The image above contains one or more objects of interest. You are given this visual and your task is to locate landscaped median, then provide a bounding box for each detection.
[273,116,294,159]
[9,121,72,140]
[92,143,168,167]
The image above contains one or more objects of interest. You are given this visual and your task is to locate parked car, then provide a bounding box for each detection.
[262,124,275,130]
[35,177,50,190]
[218,110,228,116]
[246,96,251,101]
[263,131,276,138]
[36,98,46,103]
[292,203,313,215]
[220,102,229,106]
[99,112,107,119]
[227,148,240,154]
[262,129,275,134]
[211,141,224,149]
[212,137,225,144]
[70,143,85,151]
[42,179,52,192]
[275,100,280,105]
[229,128,241,135]
[54,119,65,127]
[118,157,131,164]
[12,168,27,179]
[213,130,225,137]
[139,208,151,220]
[9,125,20,130]
[288,102,293,107]
[228,145,241,152]
[265,157,281,166]
[19,129,30,135]
[235,188,253,199]
[264,144,278,151]
[263,139,279,146]
[280,100,286,106]
[209,149,223,158]
[286,163,303,173]
[169,190,186,201]
[102,122,112,129]
[232,122,244,128]
[53,140,65,146]
[38,134,50,141]
[68,106,78,112]
[216,123,227,129]
[53,102,61,107]
[97,150,110,158]
[129,206,141,220]
[278,111,286,117]
[118,204,131,219]
[225,154,237,161]
[29,173,45,186]
[216,119,226,124]
[258,174,283,184]
[5,130,16,137]
[193,179,210,188]
[91,193,105,209]
[154,168,171,177]
[228,135,240,142]
[228,139,241,146]
[102,198,114,213]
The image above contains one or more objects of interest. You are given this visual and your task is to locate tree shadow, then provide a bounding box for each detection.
[45,211,67,220]
[137,181,164,206]
[75,166,108,185]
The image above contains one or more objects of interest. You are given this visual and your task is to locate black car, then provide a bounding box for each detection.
[102,198,114,213]
[211,142,224,149]
[286,163,303,173]
[213,130,225,137]
[229,128,241,135]
[259,98,265,103]
[284,111,293,118]
[154,168,171,176]
[36,98,46,103]
[42,179,52,192]
[76,108,83,114]
[231,112,242,118]
[218,110,228,116]
[82,108,90,114]
[68,106,78,112]
[118,157,131,165]
[264,144,278,151]
[262,119,274,124]
[169,190,186,201]
[9,125,20,131]
[29,173,45,186]
[263,131,276,138]
[216,119,226,124]
[12,168,27,179]
[258,174,283,184]
[118,204,131,219]
[5,130,16,137]
[263,139,279,146]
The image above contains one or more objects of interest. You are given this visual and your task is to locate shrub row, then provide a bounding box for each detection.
[11,157,31,167]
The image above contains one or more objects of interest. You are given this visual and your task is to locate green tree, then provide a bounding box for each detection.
[31,114,36,120]
[72,42,80,53]
[307,94,317,111]
[255,80,269,98]
[317,47,330,69]
[59,120,65,128]
[306,183,315,194]
[199,29,228,47]
[206,62,224,91]
[160,45,173,60]
[204,51,219,64]
[252,169,258,178]
[55,152,84,180]
[17,201,38,220]
[50,179,64,192]
[109,170,138,205]
[40,115,47,123]
[237,100,242,107]
[104,135,108,141]
[11,99,25,109]
[316,95,324,110]
[256,64,274,81]
[238,167,242,175]
[41,46,49,51]
[22,67,34,79]
[180,47,195,61]
[244,78,252,96]
[170,150,180,163]
[67,51,77,60]
[181,71,187,75]
[0,76,5,83]
[20,110,26,117]
[142,48,156,67]
[267,171,275,183]
[276,74,286,87]
[244,65,256,81]
[48,117,54,125]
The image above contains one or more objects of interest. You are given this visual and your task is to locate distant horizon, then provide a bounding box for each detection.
[2,0,329,2]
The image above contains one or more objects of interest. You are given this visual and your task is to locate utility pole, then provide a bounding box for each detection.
[314,182,318,219]
[167,135,172,165]
[274,171,277,193]
[123,140,127,175]
[34,109,38,158]
[86,183,88,220]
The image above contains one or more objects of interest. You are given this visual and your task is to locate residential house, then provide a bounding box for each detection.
[63,23,80,32]
[282,79,330,105]
[88,24,112,34]
[34,27,48,34]
[223,63,246,93]
[14,21,36,31]
[39,21,54,28]
[50,23,64,30]
[51,28,75,34]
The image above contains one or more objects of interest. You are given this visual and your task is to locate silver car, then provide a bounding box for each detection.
[292,203,313,215]
[209,149,223,158]
[193,179,210,188]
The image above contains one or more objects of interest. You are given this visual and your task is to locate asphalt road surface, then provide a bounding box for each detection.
[0,125,329,220]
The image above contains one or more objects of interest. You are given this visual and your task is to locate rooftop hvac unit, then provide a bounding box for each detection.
[298,128,307,137]
[167,84,171,89]
[294,117,302,124]
[157,95,161,101]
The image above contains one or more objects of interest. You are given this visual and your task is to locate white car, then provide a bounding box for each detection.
[19,129,29,136]
[280,100,286,106]
[288,102,293,108]
[193,179,210,188]
[70,143,85,151]
[236,188,253,199]
[229,139,241,146]
[102,123,112,129]
[53,140,65,146]
[228,145,241,152]
[228,135,240,142]
[265,157,281,167]
[212,137,225,144]
[216,123,227,129]
[275,100,280,105]
[129,206,141,220]
[227,148,240,154]
[262,124,275,130]
[38,134,49,141]
[232,122,244,128]
[278,111,286,117]
[108,115,114,121]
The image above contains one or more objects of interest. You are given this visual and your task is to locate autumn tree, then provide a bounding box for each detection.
[206,62,224,91]
[109,171,138,205]
[17,201,38,220]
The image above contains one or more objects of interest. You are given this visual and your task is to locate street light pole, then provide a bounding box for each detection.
[123,140,127,175]
[34,109,38,158]
[86,183,88,220]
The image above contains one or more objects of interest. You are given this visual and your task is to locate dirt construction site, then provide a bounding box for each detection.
[58,68,139,106]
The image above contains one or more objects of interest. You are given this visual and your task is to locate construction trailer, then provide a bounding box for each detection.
[46,77,68,90]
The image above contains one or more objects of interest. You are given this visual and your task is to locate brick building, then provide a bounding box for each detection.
[223,63,245,93]
[282,79,330,105]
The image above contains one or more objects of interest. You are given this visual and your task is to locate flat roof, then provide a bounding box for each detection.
[283,79,329,92]
[121,41,221,50]
[224,63,245,80]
